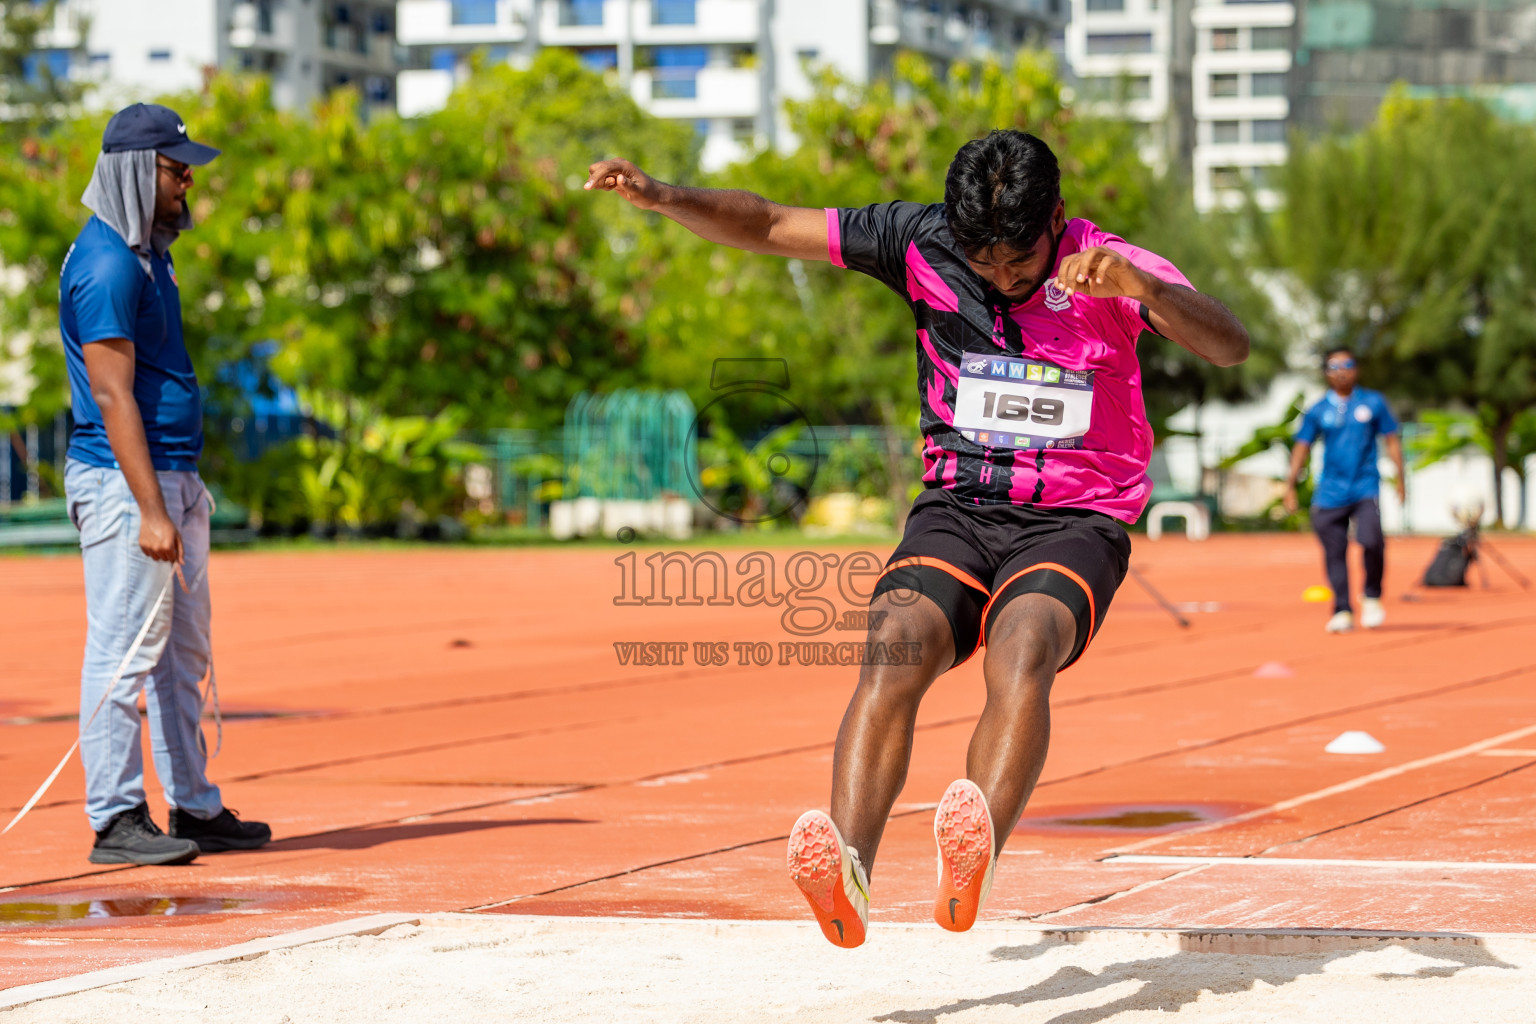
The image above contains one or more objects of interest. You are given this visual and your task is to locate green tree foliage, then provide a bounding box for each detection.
[1408,408,1536,529]
[0,52,695,429]
[1270,91,1536,526]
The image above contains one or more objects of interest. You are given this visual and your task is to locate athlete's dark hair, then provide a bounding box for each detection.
[943,130,1061,257]
[1324,346,1355,367]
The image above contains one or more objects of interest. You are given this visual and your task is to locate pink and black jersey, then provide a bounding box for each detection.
[826,202,1192,523]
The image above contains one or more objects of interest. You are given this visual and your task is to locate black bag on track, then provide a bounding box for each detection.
[1422,530,1476,587]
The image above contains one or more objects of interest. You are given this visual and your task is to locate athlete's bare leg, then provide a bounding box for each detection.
[969,593,1076,854]
[829,591,954,874]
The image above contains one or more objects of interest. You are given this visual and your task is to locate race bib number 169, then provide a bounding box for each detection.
[953,352,1093,450]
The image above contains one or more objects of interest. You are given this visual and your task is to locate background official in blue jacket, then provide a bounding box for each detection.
[1282,348,1407,633]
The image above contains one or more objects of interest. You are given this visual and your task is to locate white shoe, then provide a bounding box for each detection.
[1325,610,1354,633]
[1361,599,1385,629]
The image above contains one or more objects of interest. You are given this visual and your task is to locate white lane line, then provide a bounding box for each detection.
[1104,721,1536,856]
[1481,748,1536,757]
[1104,854,1536,872]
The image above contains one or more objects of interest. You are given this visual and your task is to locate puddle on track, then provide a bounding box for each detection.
[1015,802,1259,837]
[0,897,250,926]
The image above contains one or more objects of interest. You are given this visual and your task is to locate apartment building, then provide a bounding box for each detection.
[27,0,400,116]
[1061,0,1177,165]
[396,0,1063,170]
[1294,0,1536,131]
[1189,0,1294,210]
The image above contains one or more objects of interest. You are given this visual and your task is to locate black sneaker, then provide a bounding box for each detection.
[168,807,272,852]
[89,803,200,865]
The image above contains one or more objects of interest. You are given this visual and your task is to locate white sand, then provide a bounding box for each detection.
[6,916,1536,1023]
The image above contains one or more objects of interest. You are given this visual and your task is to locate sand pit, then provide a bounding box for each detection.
[5,915,1535,1023]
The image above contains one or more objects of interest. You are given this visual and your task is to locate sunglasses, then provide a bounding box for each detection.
[1325,359,1356,370]
[155,159,193,183]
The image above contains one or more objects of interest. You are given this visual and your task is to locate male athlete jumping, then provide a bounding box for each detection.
[587,130,1249,947]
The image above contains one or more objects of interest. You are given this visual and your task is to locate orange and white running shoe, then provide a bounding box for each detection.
[787,810,870,949]
[933,778,996,932]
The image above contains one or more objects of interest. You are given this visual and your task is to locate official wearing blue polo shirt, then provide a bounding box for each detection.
[1283,348,1407,633]
[61,104,269,864]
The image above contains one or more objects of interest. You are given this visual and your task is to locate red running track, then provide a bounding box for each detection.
[2,533,1535,987]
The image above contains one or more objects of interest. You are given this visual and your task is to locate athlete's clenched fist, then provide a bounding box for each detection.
[1053,246,1154,302]
[584,159,664,211]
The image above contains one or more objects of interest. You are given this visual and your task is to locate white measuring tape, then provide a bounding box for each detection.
[2,558,221,837]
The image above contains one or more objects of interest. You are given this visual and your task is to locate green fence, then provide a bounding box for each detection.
[562,390,697,501]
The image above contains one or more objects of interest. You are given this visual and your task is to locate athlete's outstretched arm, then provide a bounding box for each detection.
[1054,247,1250,367]
[585,158,829,261]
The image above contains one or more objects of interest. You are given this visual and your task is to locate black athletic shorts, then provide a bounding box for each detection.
[871,489,1132,672]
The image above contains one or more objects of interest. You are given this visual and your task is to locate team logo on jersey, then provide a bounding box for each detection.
[1043,280,1072,312]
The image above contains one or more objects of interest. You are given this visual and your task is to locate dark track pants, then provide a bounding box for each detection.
[1310,498,1384,614]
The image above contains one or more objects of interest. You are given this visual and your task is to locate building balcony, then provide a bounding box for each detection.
[540,0,622,43]
[1193,49,1291,74]
[1194,93,1288,120]
[398,68,458,116]
[1190,1,1294,29]
[1193,142,1287,212]
[33,0,86,49]
[631,65,759,118]
[398,0,528,44]
[230,2,297,52]
[868,2,1032,58]
[634,0,759,43]
[538,0,757,44]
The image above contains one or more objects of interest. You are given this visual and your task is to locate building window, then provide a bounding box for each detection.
[1080,74,1152,101]
[1209,73,1238,98]
[148,49,172,62]
[430,47,459,72]
[1250,165,1277,189]
[450,0,497,25]
[1210,166,1243,190]
[1085,33,1154,54]
[1211,120,1240,144]
[560,0,604,26]
[576,46,618,71]
[1210,27,1238,50]
[1250,25,1289,50]
[1251,118,1286,143]
[22,49,71,83]
[256,0,275,34]
[732,118,756,143]
[1085,0,1125,11]
[1251,71,1286,96]
[648,45,707,99]
[653,0,696,25]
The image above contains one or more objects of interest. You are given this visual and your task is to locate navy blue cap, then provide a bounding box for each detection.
[101,103,220,165]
